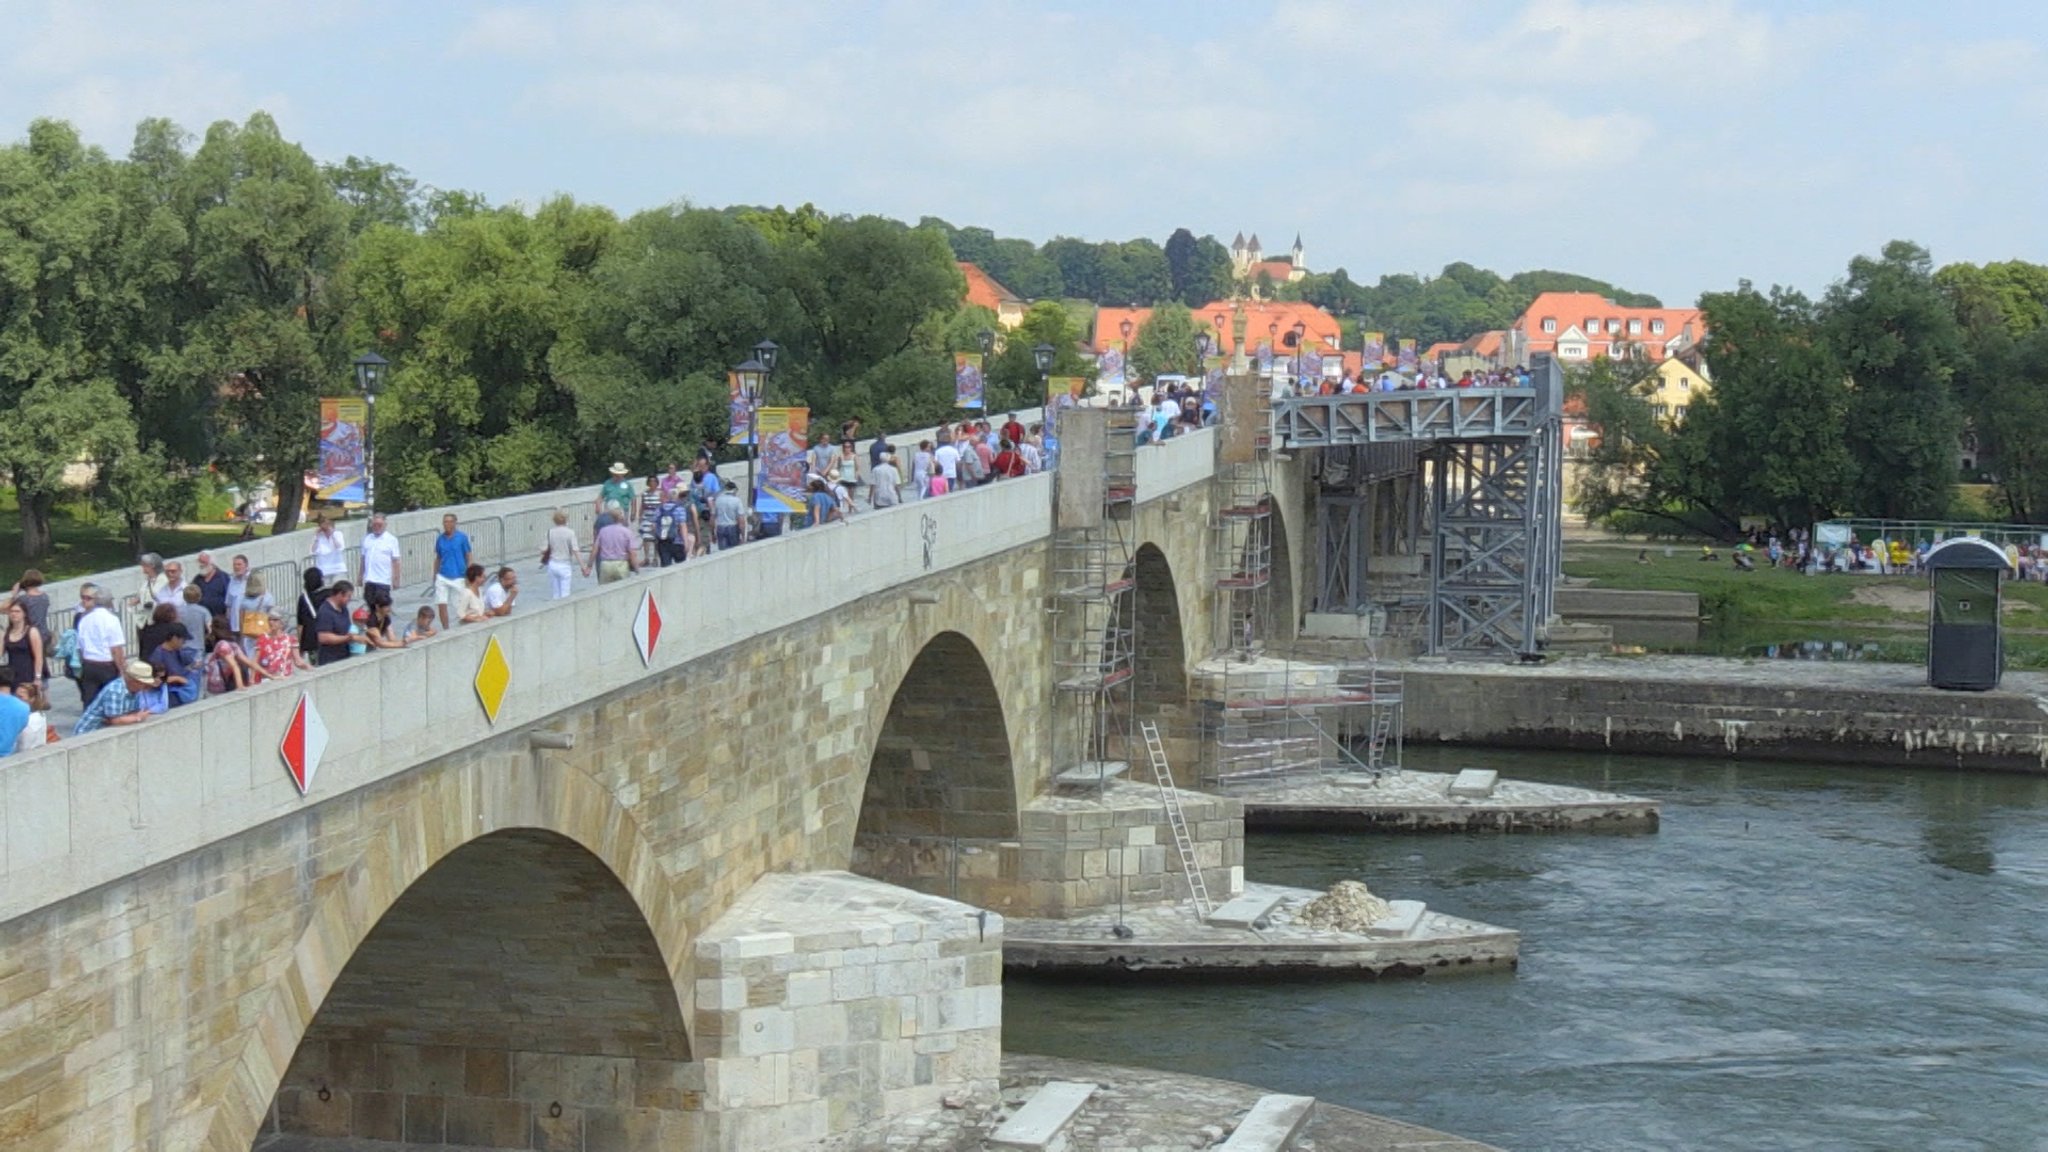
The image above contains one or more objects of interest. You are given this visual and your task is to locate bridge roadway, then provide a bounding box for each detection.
[1,412,1287,1152]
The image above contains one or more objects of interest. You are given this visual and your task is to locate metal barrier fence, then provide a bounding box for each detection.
[1819,518,2048,551]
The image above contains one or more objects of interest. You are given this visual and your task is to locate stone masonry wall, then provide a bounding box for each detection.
[0,539,1061,1152]
[691,872,1001,1151]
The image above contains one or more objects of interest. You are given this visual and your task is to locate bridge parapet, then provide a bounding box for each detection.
[0,428,1220,928]
[1274,387,1545,447]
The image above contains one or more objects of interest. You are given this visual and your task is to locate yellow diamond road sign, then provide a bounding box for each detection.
[474,635,511,724]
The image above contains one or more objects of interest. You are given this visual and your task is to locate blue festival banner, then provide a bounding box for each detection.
[727,370,756,445]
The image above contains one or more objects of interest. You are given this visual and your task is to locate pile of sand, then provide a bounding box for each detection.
[1294,880,1392,932]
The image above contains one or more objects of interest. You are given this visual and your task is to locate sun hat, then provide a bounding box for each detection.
[124,660,158,683]
[608,462,629,476]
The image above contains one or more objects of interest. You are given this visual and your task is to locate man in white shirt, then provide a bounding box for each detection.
[1019,431,1043,474]
[933,440,961,485]
[75,593,127,707]
[358,513,403,607]
[483,567,519,618]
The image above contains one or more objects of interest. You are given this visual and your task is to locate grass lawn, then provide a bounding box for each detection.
[0,490,250,583]
[1565,537,2048,668]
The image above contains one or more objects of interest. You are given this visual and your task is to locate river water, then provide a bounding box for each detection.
[1003,748,2048,1151]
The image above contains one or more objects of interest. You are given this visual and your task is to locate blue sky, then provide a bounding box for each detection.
[5,0,2047,305]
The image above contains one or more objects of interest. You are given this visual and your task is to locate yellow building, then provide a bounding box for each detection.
[1647,355,1710,425]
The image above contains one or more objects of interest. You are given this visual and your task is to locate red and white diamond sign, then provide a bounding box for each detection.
[279,691,329,796]
[632,590,663,667]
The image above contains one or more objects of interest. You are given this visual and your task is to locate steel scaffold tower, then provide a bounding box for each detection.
[1048,406,1140,785]
[1210,379,1274,658]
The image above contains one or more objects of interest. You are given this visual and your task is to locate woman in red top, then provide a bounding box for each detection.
[992,439,1028,479]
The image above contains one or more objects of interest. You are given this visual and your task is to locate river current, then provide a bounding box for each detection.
[1003,748,2048,1151]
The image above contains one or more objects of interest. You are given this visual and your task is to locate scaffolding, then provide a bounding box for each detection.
[1198,658,1403,790]
[1048,406,1140,787]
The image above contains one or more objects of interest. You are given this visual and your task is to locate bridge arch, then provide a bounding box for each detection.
[851,630,1020,903]
[203,757,693,1152]
[1267,496,1297,644]
[1132,543,1189,728]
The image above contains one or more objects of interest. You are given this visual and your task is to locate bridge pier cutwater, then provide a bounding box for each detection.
[0,416,1325,1151]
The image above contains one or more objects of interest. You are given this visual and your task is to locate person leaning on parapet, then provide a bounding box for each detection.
[192,551,229,619]
[73,659,168,734]
[484,567,519,618]
[314,581,356,665]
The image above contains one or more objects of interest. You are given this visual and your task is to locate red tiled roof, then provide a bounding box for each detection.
[1248,259,1296,283]
[959,262,1021,312]
[1513,292,1703,359]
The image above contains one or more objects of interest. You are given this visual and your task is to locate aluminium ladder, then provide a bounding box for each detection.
[1140,721,1212,917]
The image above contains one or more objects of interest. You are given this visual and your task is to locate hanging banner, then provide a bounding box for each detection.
[1362,332,1386,367]
[1301,348,1324,384]
[1256,342,1273,373]
[1098,341,1127,395]
[754,406,811,514]
[1396,338,1419,373]
[726,370,756,446]
[954,352,985,409]
[1044,375,1086,436]
[1203,355,1226,404]
[316,397,368,503]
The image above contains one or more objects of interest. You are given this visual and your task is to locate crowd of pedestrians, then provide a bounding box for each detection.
[0,408,1076,756]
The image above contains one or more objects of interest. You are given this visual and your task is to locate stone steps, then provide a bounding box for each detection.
[990,1080,1097,1150]
[1221,1093,1317,1149]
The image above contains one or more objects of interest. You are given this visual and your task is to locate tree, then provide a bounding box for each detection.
[1165,228,1199,301]
[347,197,614,506]
[0,119,133,557]
[325,156,422,235]
[1129,301,1201,383]
[555,205,793,468]
[1178,235,1234,305]
[1043,237,1100,301]
[170,112,351,536]
[1823,241,1965,519]
[986,301,1088,412]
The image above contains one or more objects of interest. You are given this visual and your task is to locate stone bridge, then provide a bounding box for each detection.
[0,421,1317,1152]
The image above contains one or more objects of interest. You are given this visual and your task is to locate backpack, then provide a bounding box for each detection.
[656,505,678,542]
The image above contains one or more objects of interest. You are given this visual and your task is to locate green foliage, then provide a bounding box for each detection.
[1129,301,1201,382]
[986,302,1089,412]
[1824,241,1964,519]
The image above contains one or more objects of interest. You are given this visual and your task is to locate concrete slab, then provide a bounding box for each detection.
[1053,761,1128,788]
[1222,1093,1317,1150]
[1205,890,1283,929]
[1003,882,1517,978]
[1447,769,1498,799]
[989,1080,1096,1150]
[1366,900,1427,939]
[1229,770,1659,833]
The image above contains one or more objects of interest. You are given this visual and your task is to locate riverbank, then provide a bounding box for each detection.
[1397,653,2048,772]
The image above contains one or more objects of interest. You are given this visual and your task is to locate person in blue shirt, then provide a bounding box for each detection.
[148,625,201,706]
[431,513,472,631]
[73,661,168,734]
[0,669,29,754]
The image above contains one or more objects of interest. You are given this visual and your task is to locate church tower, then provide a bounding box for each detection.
[1291,233,1305,271]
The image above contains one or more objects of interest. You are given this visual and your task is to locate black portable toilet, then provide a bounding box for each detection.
[1924,537,2011,691]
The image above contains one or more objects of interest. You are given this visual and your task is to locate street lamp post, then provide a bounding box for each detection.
[1033,343,1055,403]
[744,341,780,523]
[351,352,388,510]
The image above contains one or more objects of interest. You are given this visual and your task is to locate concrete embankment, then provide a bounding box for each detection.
[1397,654,2048,772]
